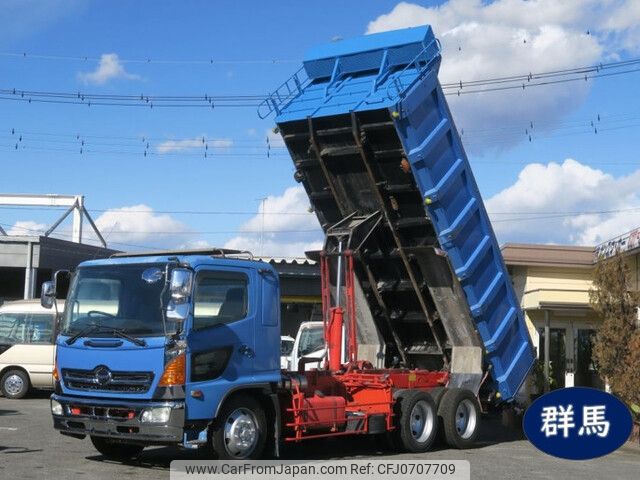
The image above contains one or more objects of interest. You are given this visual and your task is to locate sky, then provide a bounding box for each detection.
[2,0,640,257]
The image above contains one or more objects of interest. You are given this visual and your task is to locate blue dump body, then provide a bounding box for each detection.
[261,26,535,401]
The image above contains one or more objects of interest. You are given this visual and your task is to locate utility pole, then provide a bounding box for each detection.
[256,197,267,257]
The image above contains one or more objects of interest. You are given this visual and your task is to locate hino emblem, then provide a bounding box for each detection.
[94,366,112,386]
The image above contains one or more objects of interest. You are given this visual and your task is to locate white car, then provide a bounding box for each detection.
[0,299,63,399]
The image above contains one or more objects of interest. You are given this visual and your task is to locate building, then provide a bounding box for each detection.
[264,257,321,336]
[0,235,115,302]
[503,232,640,397]
[502,243,603,394]
[0,193,113,302]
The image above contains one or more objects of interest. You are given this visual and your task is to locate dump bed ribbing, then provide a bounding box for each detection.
[260,26,534,401]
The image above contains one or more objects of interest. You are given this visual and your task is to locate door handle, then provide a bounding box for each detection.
[238,344,254,358]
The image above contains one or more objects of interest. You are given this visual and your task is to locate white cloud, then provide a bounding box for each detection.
[224,186,323,258]
[90,204,189,249]
[485,159,640,246]
[366,1,640,152]
[156,137,233,154]
[77,53,141,85]
[6,220,47,236]
[211,138,233,148]
[4,205,204,251]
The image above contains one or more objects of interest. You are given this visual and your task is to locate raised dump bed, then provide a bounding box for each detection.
[260,26,534,401]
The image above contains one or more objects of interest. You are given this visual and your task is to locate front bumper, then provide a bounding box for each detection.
[51,394,185,445]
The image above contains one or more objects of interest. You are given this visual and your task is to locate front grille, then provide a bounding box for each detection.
[62,367,154,393]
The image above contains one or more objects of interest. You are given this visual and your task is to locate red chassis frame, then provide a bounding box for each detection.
[282,251,449,442]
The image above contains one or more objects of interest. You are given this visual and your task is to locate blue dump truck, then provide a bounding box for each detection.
[41,26,534,461]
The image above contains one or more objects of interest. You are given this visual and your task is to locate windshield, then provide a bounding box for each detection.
[281,339,294,356]
[61,263,173,337]
[297,326,324,356]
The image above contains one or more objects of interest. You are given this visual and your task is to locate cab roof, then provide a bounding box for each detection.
[77,248,275,272]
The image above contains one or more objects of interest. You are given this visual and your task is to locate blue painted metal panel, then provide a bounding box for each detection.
[258,26,440,120]
[267,26,535,401]
[56,336,166,400]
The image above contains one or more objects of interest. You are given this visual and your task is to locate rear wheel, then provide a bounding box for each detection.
[1,369,30,399]
[210,394,267,459]
[90,436,144,460]
[438,388,480,449]
[392,390,438,453]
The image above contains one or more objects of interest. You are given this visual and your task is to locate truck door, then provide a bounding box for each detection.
[185,267,255,420]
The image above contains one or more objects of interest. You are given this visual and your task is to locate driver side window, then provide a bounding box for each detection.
[193,272,248,330]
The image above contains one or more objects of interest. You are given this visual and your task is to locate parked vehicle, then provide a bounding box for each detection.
[280,335,294,370]
[0,299,62,399]
[44,25,534,461]
[290,321,324,371]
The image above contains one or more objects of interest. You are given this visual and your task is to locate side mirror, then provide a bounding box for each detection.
[41,281,56,309]
[166,268,193,322]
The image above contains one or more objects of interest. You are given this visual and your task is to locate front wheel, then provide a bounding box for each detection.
[1,369,30,399]
[438,388,480,449]
[90,436,144,460]
[210,394,267,459]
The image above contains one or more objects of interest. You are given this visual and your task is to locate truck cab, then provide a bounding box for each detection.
[45,249,282,459]
[290,321,325,371]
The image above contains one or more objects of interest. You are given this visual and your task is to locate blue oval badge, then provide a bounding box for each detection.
[523,387,632,460]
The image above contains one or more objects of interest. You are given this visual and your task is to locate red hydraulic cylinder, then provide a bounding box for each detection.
[327,306,344,371]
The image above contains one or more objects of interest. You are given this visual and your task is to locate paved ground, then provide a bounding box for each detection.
[1,392,638,479]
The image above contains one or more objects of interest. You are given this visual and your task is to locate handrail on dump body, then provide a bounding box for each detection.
[257,66,310,119]
[385,38,441,101]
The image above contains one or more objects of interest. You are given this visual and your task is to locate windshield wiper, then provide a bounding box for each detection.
[65,324,146,347]
[108,327,147,347]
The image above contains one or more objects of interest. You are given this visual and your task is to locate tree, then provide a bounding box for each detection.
[589,252,640,416]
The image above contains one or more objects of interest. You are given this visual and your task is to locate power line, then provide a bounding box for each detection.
[441,57,640,90]
[1,128,283,144]
[0,51,297,65]
[0,144,289,158]
[2,204,640,220]
[0,109,633,159]
[0,205,314,216]
[447,65,640,96]
[3,56,640,109]
[4,112,639,160]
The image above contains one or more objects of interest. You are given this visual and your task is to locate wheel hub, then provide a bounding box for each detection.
[409,400,434,443]
[455,399,477,439]
[4,374,24,396]
[223,408,258,457]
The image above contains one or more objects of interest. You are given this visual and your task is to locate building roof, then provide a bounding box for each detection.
[501,243,595,269]
[0,235,116,269]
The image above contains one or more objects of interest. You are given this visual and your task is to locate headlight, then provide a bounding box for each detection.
[140,406,171,423]
[51,399,63,416]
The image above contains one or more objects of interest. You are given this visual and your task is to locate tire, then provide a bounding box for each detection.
[438,388,480,449]
[210,394,267,460]
[1,369,30,399]
[391,390,438,453]
[384,389,409,451]
[90,436,144,460]
[428,387,448,408]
